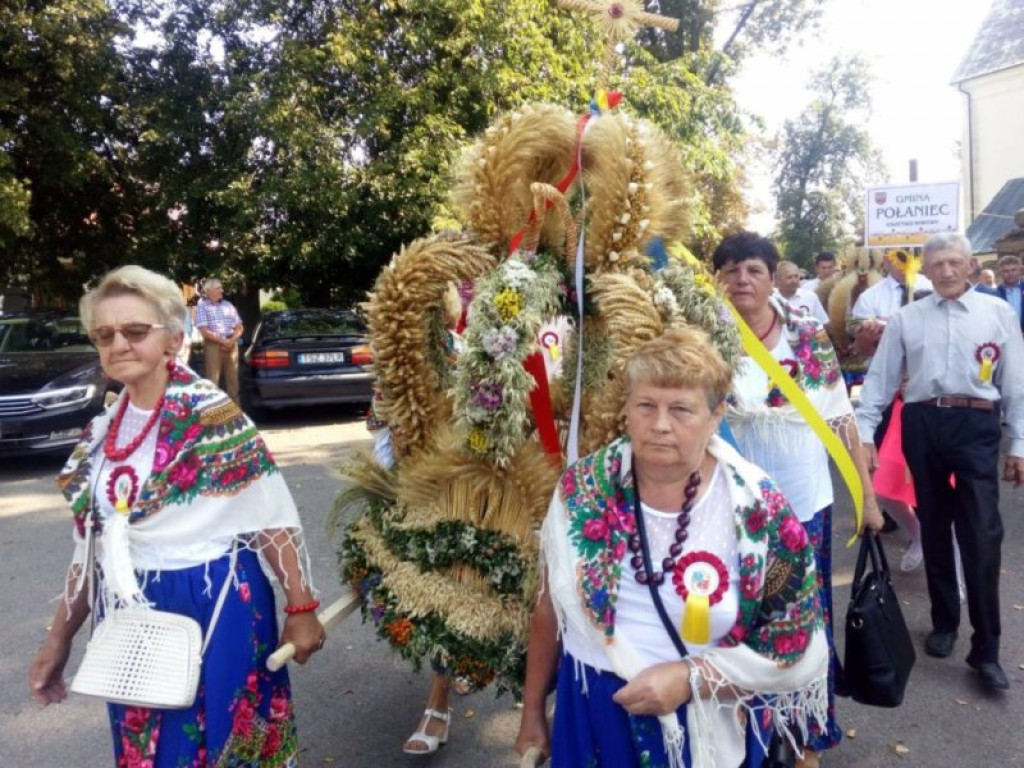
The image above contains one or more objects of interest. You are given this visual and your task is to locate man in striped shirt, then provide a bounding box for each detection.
[195,278,244,402]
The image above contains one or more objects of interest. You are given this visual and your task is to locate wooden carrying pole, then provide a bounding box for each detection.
[266,588,362,671]
[520,745,547,767]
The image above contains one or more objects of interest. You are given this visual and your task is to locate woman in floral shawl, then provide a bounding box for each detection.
[713,232,883,767]
[516,327,830,768]
[28,266,324,767]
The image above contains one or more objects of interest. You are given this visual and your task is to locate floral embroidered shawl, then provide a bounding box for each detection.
[542,435,827,768]
[727,297,850,431]
[57,367,311,601]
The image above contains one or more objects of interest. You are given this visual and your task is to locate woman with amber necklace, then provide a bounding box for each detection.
[28,266,324,766]
[714,232,884,768]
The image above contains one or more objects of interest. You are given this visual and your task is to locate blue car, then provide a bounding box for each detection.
[240,309,374,415]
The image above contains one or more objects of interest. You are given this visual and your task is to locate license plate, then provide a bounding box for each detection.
[298,352,346,364]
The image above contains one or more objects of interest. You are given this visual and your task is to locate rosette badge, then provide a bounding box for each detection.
[976,342,1000,383]
[672,551,728,645]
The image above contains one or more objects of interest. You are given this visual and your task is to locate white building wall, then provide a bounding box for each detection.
[960,65,1024,223]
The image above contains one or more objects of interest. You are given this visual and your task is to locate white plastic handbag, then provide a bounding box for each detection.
[70,520,236,709]
[71,607,204,709]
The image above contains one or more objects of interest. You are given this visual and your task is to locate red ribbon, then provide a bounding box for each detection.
[503,112,594,466]
[523,350,562,463]
[506,113,592,254]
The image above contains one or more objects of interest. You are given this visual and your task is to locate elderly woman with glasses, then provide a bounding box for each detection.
[28,266,324,767]
[516,327,830,768]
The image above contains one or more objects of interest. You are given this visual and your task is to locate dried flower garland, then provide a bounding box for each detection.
[453,251,565,465]
[365,235,495,460]
[653,260,741,368]
[361,498,530,597]
[342,521,529,697]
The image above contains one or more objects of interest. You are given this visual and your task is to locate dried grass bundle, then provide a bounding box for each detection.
[581,114,691,272]
[327,451,397,537]
[588,272,664,356]
[452,104,578,250]
[580,272,663,453]
[396,436,560,547]
[635,120,690,249]
[352,521,530,641]
[367,235,495,458]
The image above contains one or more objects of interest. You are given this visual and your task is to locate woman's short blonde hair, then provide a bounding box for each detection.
[624,326,733,410]
[80,265,187,335]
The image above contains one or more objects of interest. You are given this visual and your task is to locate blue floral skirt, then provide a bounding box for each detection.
[106,549,298,768]
[802,506,843,752]
[550,653,770,768]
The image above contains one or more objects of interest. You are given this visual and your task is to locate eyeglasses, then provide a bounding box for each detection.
[88,323,166,346]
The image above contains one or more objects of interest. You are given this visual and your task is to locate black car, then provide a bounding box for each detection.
[240,309,374,414]
[0,312,113,456]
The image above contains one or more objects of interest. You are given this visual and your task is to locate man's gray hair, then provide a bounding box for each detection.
[923,234,972,261]
[998,253,1022,268]
[202,277,223,292]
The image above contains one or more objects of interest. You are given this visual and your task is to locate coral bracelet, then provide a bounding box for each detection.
[283,600,320,615]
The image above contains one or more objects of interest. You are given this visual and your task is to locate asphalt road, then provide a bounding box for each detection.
[1,408,1022,767]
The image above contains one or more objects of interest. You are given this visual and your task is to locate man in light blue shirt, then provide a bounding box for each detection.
[857,234,1024,692]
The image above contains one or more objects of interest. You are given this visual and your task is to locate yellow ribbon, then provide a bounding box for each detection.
[979,357,993,382]
[681,595,711,645]
[729,305,864,544]
[886,249,923,297]
[663,242,863,542]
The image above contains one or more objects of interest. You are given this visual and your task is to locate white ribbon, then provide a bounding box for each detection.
[566,120,592,464]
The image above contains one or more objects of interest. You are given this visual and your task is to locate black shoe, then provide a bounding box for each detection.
[968,660,1010,692]
[925,630,957,658]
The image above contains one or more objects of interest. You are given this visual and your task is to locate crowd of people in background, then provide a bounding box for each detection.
[25,231,1024,768]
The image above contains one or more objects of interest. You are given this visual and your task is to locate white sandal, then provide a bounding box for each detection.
[402,708,451,755]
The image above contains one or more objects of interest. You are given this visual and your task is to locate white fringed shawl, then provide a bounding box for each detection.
[58,369,312,610]
[542,436,828,768]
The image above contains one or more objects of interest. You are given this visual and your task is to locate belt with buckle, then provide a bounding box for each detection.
[920,395,995,411]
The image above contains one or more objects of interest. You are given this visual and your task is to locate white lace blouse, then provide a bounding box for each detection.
[561,462,739,672]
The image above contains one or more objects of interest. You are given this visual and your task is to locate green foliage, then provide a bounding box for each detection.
[236,0,596,306]
[638,0,826,70]
[772,55,887,267]
[0,1,132,300]
[2,0,824,302]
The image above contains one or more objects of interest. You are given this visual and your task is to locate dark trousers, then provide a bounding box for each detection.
[873,402,894,447]
[901,402,1003,663]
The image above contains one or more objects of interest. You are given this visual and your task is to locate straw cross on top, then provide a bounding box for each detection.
[557,0,680,82]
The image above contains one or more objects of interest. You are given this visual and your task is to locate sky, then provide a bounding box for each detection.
[726,0,992,232]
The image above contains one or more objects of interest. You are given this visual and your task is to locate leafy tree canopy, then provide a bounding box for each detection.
[0,1,132,302]
[2,0,828,305]
[772,54,887,267]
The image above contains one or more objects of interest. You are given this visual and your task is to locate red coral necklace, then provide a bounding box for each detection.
[103,395,165,462]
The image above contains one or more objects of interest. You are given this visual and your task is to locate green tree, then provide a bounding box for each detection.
[2,0,823,305]
[213,0,600,306]
[772,55,886,266]
[0,1,133,302]
[638,0,826,72]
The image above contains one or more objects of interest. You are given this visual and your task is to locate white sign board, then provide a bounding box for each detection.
[864,182,960,247]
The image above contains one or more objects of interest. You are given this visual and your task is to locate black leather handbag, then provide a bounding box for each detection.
[843,534,916,707]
